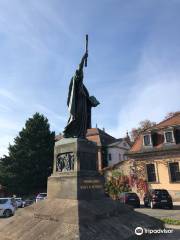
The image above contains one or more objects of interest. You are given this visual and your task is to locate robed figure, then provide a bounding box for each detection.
[63,53,99,138]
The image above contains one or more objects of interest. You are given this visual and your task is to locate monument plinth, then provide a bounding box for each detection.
[48,138,105,200]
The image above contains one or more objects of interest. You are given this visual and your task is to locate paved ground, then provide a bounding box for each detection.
[135,205,180,220]
[1,206,180,239]
[0,210,18,229]
[134,205,180,239]
[149,229,180,240]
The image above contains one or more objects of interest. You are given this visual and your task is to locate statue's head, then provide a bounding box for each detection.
[76,69,79,75]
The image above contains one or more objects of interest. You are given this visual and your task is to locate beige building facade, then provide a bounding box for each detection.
[127,113,180,201]
[129,152,180,201]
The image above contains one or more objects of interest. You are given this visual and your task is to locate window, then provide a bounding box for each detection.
[144,135,151,146]
[146,164,156,182]
[108,154,112,161]
[175,129,180,144]
[0,199,8,204]
[169,162,180,182]
[152,189,169,196]
[151,132,159,146]
[165,131,173,143]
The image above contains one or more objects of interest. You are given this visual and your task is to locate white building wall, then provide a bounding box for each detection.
[107,141,130,166]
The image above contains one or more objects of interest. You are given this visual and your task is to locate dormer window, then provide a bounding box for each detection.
[165,131,173,143]
[143,134,152,146]
[164,129,175,144]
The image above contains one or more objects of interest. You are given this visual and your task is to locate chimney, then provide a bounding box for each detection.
[126,131,131,143]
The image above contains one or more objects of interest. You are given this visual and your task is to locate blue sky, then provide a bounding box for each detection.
[0,0,180,156]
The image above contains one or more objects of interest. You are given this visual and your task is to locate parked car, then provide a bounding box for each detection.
[118,192,140,208]
[35,193,47,203]
[15,198,24,208]
[144,189,173,209]
[23,199,34,207]
[0,198,16,217]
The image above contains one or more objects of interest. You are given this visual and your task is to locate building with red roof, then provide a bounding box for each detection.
[55,128,131,171]
[127,112,180,201]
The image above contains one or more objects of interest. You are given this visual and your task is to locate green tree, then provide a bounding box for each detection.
[0,113,55,195]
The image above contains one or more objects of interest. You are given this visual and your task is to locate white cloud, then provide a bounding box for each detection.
[0,118,21,131]
[110,78,180,138]
[0,104,11,112]
[0,88,18,103]
[0,134,15,157]
[0,146,9,157]
[110,44,180,138]
[34,104,67,131]
[0,0,179,154]
[0,0,73,55]
[108,6,180,138]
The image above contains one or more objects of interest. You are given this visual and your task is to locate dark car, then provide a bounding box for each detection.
[23,199,34,207]
[144,189,173,209]
[119,192,140,208]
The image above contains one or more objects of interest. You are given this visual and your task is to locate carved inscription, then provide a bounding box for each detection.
[80,185,103,190]
[56,152,75,172]
[80,179,103,190]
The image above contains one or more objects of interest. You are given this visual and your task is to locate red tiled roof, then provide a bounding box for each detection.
[130,112,180,153]
[86,128,116,146]
[130,135,143,152]
[152,112,180,130]
[55,128,117,146]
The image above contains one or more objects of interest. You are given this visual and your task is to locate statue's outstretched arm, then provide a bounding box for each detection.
[79,52,88,72]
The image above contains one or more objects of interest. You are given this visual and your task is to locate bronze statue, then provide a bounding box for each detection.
[63,36,99,138]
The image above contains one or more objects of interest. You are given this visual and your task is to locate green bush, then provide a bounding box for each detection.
[161,218,180,225]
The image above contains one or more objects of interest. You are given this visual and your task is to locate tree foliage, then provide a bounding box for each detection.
[130,120,156,141]
[0,113,55,195]
[105,170,148,199]
[164,111,180,120]
[105,171,131,199]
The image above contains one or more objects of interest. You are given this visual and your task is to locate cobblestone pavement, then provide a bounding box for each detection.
[134,206,180,239]
[141,229,180,240]
[135,205,180,220]
[1,207,180,240]
[0,212,16,230]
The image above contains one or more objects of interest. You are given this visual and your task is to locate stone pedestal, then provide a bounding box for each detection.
[48,138,105,200]
[1,138,164,240]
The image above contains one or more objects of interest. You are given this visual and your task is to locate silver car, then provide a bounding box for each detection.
[15,198,24,208]
[35,193,47,203]
[0,198,16,217]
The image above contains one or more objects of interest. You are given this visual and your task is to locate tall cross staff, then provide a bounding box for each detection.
[85,34,88,67]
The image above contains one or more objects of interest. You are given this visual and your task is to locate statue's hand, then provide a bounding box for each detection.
[79,52,88,70]
[84,52,88,59]
[82,52,88,61]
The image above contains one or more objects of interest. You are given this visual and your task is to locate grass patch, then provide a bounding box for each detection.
[161,218,180,225]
